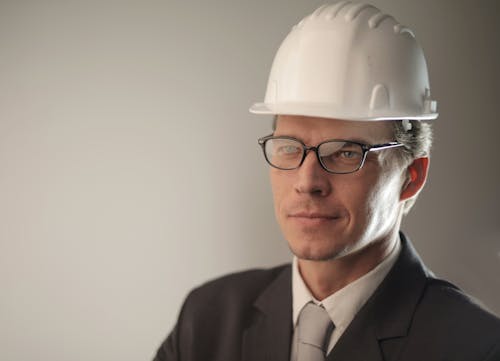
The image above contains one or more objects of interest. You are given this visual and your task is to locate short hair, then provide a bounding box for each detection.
[271,116,433,214]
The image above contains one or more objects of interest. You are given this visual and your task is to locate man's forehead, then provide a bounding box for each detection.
[274,114,394,143]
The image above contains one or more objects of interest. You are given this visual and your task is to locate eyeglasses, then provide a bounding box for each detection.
[258,135,405,174]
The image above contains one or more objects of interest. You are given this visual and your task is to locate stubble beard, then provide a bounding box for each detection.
[287,237,353,262]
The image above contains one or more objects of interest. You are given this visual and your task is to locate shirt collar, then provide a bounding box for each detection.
[292,238,401,329]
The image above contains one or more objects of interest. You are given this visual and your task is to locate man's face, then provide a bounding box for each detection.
[270,115,407,261]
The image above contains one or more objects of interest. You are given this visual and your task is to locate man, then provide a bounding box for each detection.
[154,2,500,360]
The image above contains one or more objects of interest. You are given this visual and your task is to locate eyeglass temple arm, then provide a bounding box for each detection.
[367,142,405,152]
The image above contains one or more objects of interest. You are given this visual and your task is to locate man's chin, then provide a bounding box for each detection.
[289,243,349,262]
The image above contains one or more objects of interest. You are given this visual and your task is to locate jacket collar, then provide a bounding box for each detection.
[242,264,293,361]
[372,233,432,339]
[327,232,431,360]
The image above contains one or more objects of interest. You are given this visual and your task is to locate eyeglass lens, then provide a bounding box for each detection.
[264,138,365,173]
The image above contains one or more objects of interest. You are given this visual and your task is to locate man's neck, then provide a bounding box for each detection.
[297,232,399,301]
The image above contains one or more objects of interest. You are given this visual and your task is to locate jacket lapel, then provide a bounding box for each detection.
[242,265,293,361]
[327,233,432,361]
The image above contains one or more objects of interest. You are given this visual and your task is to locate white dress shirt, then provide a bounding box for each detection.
[291,239,401,356]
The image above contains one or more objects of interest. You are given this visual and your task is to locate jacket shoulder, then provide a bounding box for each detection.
[163,264,291,360]
[180,263,291,323]
[421,277,500,325]
[409,277,500,359]
[185,263,290,309]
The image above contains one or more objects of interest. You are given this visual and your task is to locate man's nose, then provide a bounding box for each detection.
[294,151,332,196]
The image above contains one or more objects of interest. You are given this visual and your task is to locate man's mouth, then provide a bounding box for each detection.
[289,212,337,219]
[288,212,341,226]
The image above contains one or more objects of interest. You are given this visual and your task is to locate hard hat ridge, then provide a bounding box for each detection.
[295,2,385,29]
[250,1,438,121]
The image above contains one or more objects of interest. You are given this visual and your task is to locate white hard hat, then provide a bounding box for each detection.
[250,2,438,121]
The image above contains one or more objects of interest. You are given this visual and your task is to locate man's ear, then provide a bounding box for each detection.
[400,157,429,201]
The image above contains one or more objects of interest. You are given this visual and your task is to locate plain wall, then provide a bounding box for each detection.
[0,1,499,360]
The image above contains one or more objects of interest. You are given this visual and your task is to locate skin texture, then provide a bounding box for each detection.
[270,115,428,300]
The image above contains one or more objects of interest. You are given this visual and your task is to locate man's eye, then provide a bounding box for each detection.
[339,150,360,159]
[277,145,301,155]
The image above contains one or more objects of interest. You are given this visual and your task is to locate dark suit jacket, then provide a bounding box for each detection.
[154,234,500,361]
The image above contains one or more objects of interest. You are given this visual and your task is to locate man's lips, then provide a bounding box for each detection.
[288,212,339,219]
[287,212,343,227]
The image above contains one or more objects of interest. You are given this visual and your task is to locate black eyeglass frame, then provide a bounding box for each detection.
[258,135,405,174]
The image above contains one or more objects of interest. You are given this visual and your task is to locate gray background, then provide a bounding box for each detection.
[0,0,498,360]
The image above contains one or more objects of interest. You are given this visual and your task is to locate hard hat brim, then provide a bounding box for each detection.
[249,102,439,121]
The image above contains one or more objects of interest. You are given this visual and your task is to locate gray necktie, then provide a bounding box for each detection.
[295,302,335,361]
